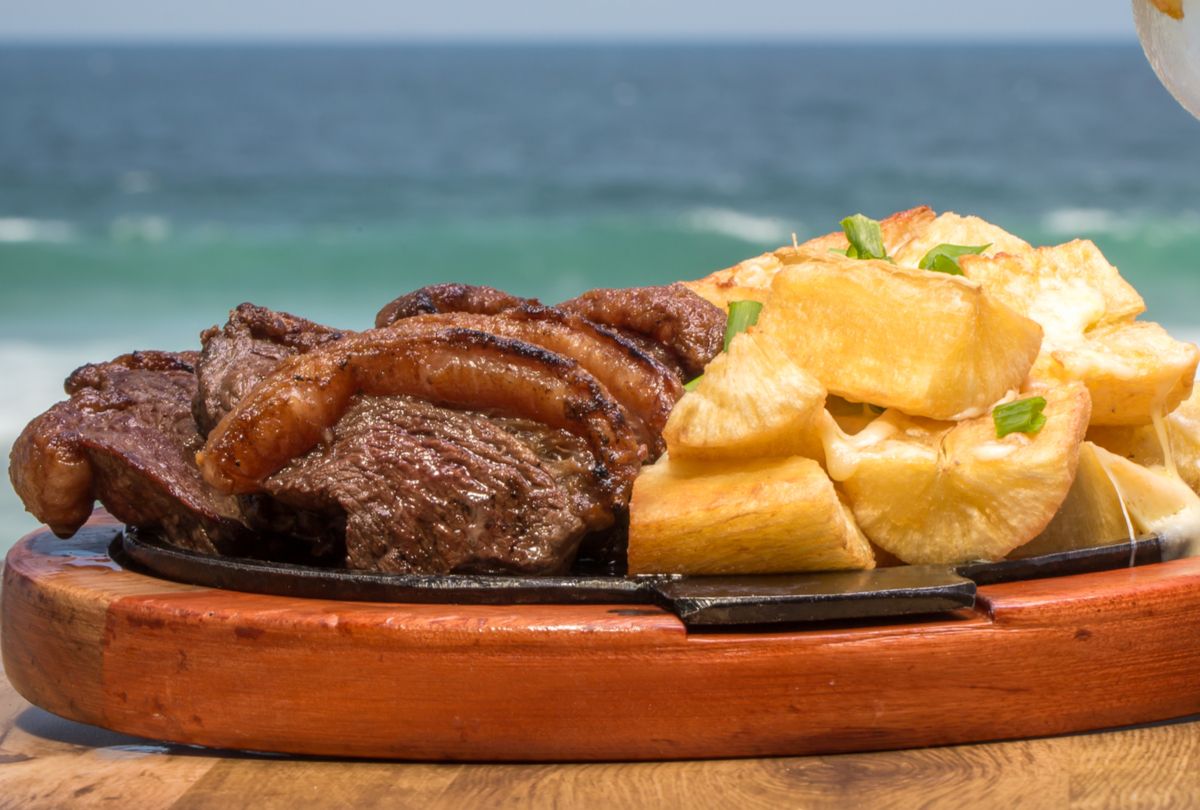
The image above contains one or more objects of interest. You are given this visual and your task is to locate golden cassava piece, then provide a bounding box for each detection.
[960,241,1198,426]
[832,384,1092,564]
[627,455,873,575]
[662,330,826,462]
[641,207,1200,574]
[757,253,1043,421]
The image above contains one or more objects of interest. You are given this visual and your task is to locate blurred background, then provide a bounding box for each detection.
[3,1,1199,544]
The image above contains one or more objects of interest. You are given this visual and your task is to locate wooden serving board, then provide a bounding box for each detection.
[4,511,1200,762]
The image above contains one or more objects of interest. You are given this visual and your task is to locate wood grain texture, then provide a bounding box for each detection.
[2,667,1199,810]
[5,513,1200,763]
[1,516,204,735]
[0,645,218,810]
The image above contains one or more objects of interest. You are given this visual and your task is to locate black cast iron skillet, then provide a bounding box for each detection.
[113,528,1184,629]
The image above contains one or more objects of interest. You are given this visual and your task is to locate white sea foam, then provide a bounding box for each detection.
[0,341,125,444]
[1041,208,1200,242]
[0,217,76,244]
[110,214,170,243]
[682,207,794,245]
[0,340,139,547]
[1041,208,1133,238]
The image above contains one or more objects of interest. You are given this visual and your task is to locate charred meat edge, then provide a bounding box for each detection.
[404,307,682,454]
[375,283,538,327]
[197,323,646,505]
[557,283,725,379]
[9,351,250,551]
[194,302,347,435]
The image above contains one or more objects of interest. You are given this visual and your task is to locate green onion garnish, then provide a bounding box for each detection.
[723,300,763,351]
[919,243,991,276]
[684,376,703,392]
[840,214,888,261]
[993,396,1048,438]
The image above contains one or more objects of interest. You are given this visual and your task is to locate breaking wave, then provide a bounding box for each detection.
[0,340,124,444]
[110,214,171,243]
[0,218,76,244]
[681,207,795,245]
[1040,208,1200,242]
[0,215,173,244]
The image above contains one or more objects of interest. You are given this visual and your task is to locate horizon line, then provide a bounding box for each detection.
[0,33,1139,46]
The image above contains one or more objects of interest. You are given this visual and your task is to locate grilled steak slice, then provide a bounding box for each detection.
[557,283,725,379]
[8,351,253,553]
[375,281,725,382]
[198,322,646,504]
[374,283,538,328]
[194,303,346,436]
[13,286,693,574]
[260,396,609,574]
[394,308,682,454]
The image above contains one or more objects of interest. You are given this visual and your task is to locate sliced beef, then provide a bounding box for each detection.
[260,396,609,574]
[489,415,615,532]
[396,307,683,454]
[557,283,725,379]
[194,303,346,436]
[374,281,725,381]
[496,415,630,572]
[8,351,253,554]
[375,283,538,328]
[12,283,702,576]
[198,321,646,505]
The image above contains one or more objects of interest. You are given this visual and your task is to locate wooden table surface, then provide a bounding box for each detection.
[0,659,1197,810]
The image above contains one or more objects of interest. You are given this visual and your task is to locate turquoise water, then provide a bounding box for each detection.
[3,42,1200,545]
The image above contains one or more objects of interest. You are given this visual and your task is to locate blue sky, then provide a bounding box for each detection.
[2,0,1135,41]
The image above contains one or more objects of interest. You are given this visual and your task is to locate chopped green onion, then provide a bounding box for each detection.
[927,253,965,276]
[840,214,888,261]
[919,243,991,276]
[689,300,764,389]
[993,396,1048,438]
[723,300,763,351]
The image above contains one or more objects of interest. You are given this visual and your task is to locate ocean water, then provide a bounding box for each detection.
[2,42,1200,546]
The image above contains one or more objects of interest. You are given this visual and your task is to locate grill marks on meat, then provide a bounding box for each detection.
[557,283,725,379]
[197,322,646,508]
[13,283,700,576]
[194,303,346,435]
[8,351,252,553]
[263,397,607,574]
[196,303,671,574]
[400,307,682,453]
[375,283,538,327]
[379,282,726,381]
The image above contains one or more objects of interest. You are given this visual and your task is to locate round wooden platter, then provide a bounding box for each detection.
[4,512,1200,762]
